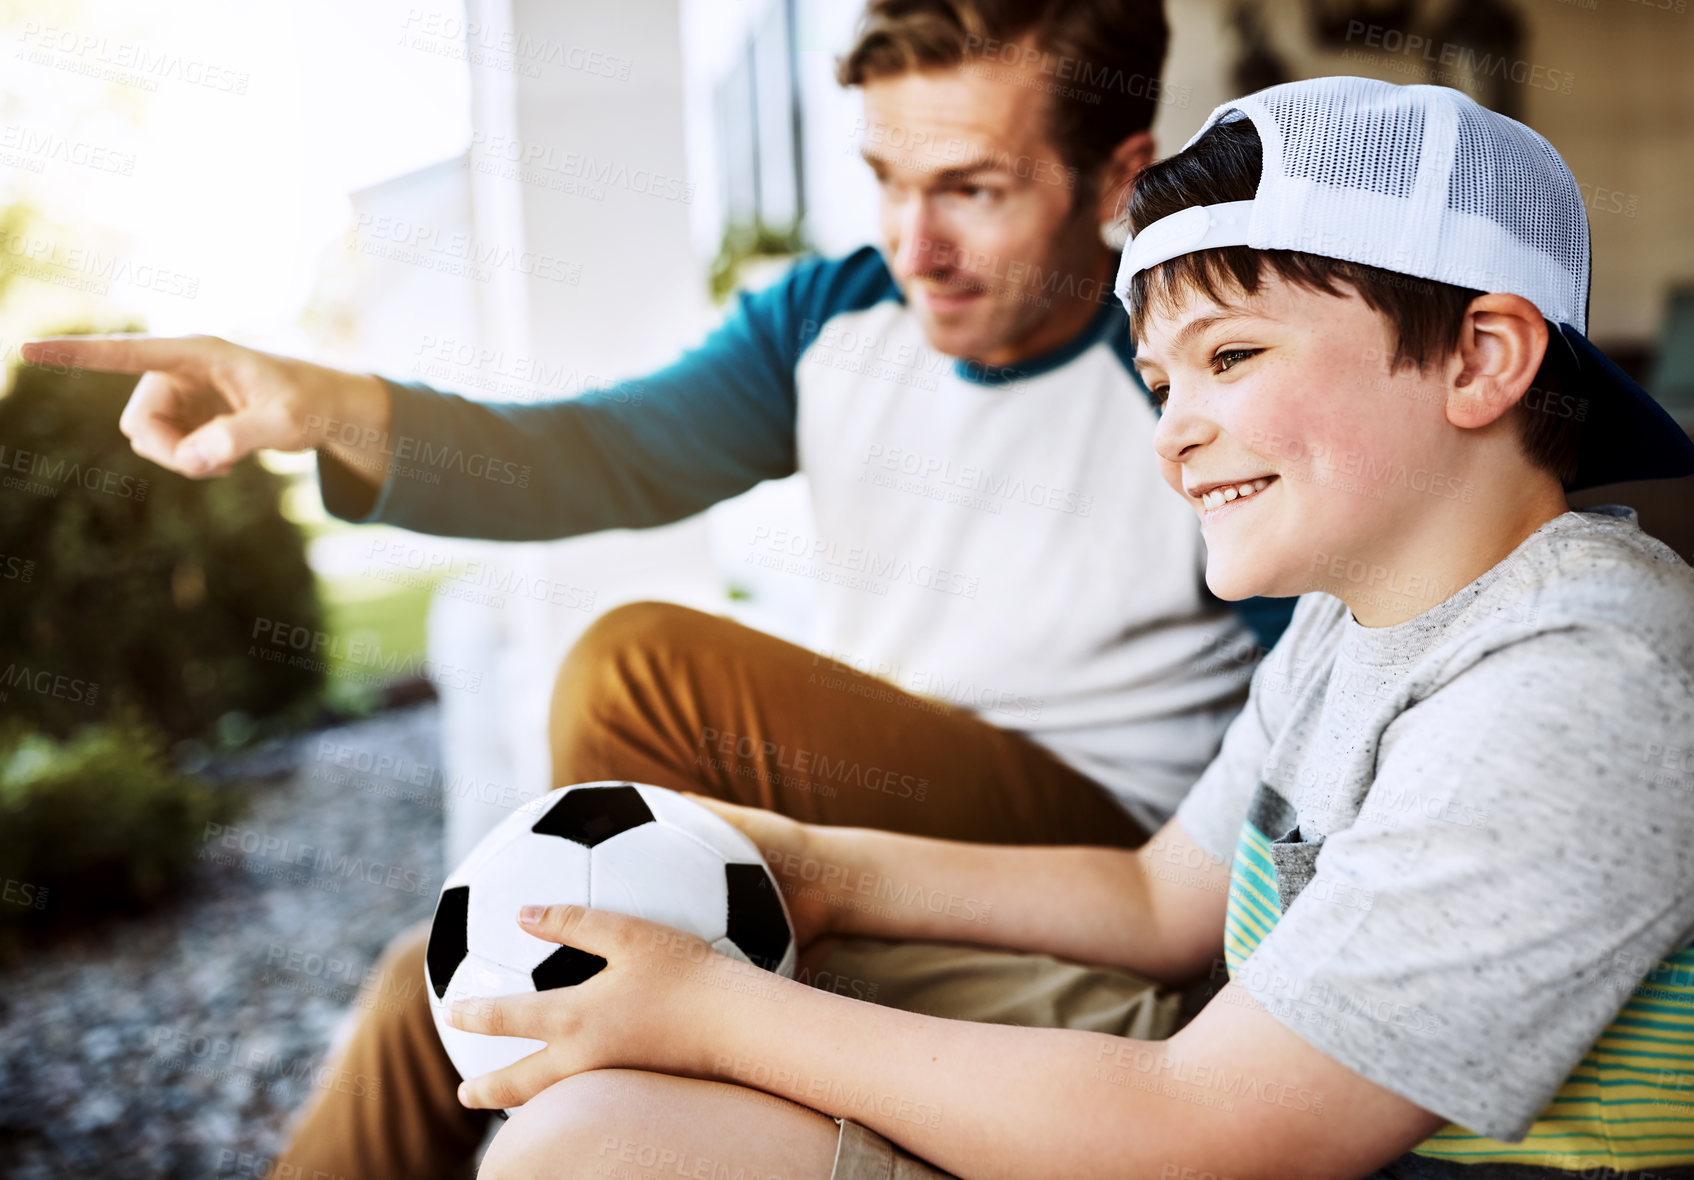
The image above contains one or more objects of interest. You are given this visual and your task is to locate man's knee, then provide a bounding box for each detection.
[355,920,436,1030]
[376,918,433,977]
[552,602,709,713]
[548,603,705,787]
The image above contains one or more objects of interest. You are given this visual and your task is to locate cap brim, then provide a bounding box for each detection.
[1559,323,1694,491]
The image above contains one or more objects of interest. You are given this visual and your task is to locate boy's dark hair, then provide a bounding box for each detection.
[1122,117,1583,485]
[837,0,1170,197]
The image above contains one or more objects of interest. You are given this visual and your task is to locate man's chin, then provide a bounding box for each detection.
[913,310,996,362]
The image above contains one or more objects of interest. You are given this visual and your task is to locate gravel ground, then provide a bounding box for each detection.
[0,703,449,1179]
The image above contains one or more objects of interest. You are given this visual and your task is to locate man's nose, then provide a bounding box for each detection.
[893,201,950,277]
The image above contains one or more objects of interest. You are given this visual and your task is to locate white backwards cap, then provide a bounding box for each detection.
[1115,76,1694,490]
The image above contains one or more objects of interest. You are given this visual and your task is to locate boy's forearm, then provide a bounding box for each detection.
[672,966,1428,1180]
[805,826,1198,981]
[681,967,1183,1180]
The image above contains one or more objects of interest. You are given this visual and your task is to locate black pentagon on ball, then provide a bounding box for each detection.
[532,783,655,847]
[532,944,608,990]
[724,863,793,971]
[427,885,471,1000]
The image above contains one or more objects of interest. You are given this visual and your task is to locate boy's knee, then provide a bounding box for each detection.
[478,1072,637,1180]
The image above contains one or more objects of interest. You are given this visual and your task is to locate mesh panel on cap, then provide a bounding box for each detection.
[1264,86,1426,200]
[1185,77,1591,330]
[1446,98,1588,322]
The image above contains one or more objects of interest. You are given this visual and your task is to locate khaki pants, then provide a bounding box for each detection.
[277,603,1173,1180]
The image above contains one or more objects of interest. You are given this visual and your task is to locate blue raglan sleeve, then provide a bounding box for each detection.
[317,253,864,542]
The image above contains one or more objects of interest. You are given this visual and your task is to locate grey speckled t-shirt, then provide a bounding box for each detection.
[1177,507,1694,1171]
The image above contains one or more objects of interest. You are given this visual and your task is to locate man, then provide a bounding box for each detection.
[27,2,1289,1175]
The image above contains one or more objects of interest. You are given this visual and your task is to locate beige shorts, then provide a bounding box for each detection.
[807,936,1190,1180]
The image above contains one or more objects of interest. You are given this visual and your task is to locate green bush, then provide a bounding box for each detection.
[0,359,326,742]
[0,720,237,956]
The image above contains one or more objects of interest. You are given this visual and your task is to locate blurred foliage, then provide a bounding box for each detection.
[0,718,236,958]
[0,357,326,743]
[315,577,438,717]
[0,202,33,309]
[708,220,809,302]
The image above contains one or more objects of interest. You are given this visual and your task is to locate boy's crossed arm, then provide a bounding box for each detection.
[779,816,1232,982]
[694,791,1234,981]
[698,934,1446,1180]
[509,803,1449,1180]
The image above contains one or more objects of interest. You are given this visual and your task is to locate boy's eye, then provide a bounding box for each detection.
[1211,348,1260,374]
[1149,383,1170,408]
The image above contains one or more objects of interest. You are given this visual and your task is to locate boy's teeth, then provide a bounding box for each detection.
[1201,477,1272,511]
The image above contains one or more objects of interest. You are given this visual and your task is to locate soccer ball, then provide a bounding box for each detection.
[425,781,796,1088]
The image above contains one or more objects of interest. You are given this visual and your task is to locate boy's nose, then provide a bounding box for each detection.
[1152,391,1218,465]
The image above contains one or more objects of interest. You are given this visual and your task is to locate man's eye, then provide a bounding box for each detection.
[1212,348,1260,374]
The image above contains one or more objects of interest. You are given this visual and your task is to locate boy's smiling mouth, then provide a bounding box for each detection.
[1187,475,1278,513]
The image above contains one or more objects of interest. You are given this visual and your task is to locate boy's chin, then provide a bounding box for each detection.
[1204,558,1287,604]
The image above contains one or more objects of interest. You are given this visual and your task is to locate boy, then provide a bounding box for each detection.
[447,77,1694,1180]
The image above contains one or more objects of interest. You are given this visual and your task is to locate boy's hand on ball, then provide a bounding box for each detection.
[448,902,771,1110]
[682,795,838,947]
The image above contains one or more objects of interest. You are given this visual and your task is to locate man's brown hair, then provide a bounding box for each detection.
[837,0,1170,194]
[1122,116,1583,485]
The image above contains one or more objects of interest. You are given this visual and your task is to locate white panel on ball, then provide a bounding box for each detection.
[469,836,593,972]
[430,957,548,1081]
[712,935,752,966]
[633,783,768,865]
[590,826,731,942]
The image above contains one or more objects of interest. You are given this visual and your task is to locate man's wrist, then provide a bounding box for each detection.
[318,370,391,447]
[313,369,394,488]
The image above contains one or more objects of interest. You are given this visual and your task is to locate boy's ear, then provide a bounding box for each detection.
[1095,130,1155,227]
[1445,293,1549,430]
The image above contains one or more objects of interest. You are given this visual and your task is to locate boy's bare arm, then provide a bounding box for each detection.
[775,973,1439,1179]
[696,800,1231,983]
[459,903,1447,1180]
[814,821,1230,981]
[710,973,1443,1180]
